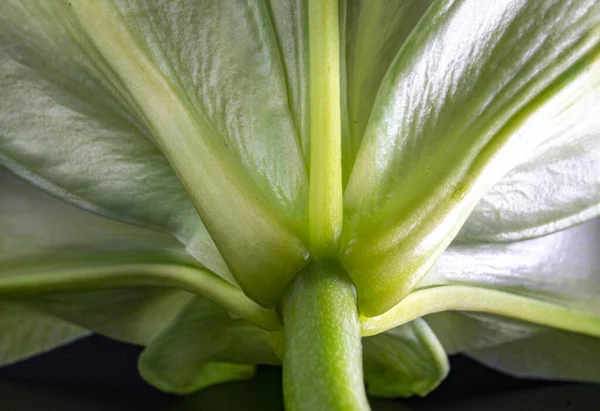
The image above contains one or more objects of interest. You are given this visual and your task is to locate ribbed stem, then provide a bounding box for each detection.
[282,262,370,411]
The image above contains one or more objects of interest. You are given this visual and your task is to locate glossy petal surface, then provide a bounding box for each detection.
[342,0,600,316]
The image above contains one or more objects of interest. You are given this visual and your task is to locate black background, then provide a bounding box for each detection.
[0,335,597,410]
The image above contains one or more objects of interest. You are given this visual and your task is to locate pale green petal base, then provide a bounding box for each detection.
[362,285,600,340]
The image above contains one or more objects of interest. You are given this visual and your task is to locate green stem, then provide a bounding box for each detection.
[282,262,370,411]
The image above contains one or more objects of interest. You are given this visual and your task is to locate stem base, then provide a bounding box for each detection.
[282,261,370,411]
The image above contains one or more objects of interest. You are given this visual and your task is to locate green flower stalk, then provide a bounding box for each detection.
[1,1,600,410]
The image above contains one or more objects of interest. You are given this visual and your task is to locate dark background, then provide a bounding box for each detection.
[0,335,597,411]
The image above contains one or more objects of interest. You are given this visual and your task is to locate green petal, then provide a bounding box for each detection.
[0,169,194,269]
[0,168,194,344]
[0,169,278,338]
[362,285,600,341]
[365,218,600,372]
[1,1,312,304]
[342,0,600,316]
[341,0,432,178]
[0,302,88,366]
[0,3,231,282]
[101,0,309,224]
[67,1,310,304]
[267,0,310,164]
[427,217,600,313]
[420,218,600,383]
[459,57,600,242]
[139,297,278,394]
[362,216,600,332]
[363,319,448,398]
